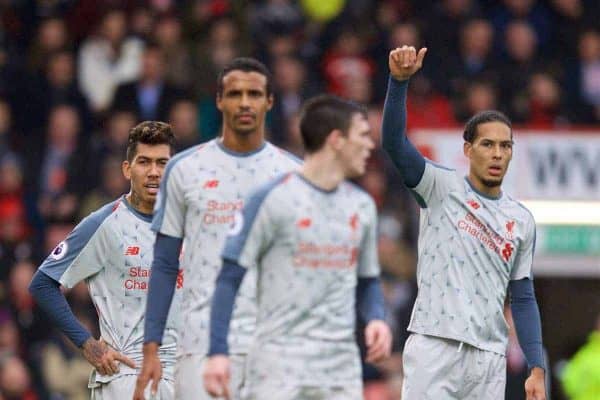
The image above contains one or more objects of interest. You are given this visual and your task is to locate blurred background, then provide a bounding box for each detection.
[0,0,598,399]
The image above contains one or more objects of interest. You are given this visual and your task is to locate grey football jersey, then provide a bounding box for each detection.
[408,162,536,355]
[39,196,181,383]
[151,139,300,356]
[222,172,380,386]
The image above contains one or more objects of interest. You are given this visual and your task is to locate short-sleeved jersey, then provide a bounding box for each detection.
[222,172,380,386]
[408,162,536,355]
[39,196,181,383]
[151,139,300,356]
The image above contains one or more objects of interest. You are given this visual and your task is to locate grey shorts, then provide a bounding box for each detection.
[244,382,362,400]
[401,333,506,400]
[175,353,247,400]
[89,374,174,400]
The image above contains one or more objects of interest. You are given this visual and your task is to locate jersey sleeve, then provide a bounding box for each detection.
[221,177,284,269]
[39,204,113,288]
[412,161,460,208]
[357,197,380,278]
[510,212,536,280]
[151,160,186,238]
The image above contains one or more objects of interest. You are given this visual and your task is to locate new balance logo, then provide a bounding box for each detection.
[297,218,311,228]
[203,180,219,189]
[125,246,140,256]
[467,200,481,210]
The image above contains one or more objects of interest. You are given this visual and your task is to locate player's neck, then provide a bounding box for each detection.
[126,192,154,215]
[220,129,265,153]
[466,174,502,198]
[300,154,344,191]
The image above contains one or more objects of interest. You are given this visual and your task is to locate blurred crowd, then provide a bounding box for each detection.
[0,0,599,399]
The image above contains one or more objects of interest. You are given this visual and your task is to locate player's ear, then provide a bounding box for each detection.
[122,160,132,181]
[266,93,274,111]
[328,129,345,151]
[463,141,472,158]
[215,93,223,111]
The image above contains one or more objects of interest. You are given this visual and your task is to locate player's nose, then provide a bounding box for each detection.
[148,162,161,176]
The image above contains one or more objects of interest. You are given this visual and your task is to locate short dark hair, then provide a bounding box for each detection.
[217,57,273,96]
[299,95,367,154]
[463,110,512,143]
[126,121,176,161]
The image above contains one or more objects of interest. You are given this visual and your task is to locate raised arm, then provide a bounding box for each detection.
[381,46,428,188]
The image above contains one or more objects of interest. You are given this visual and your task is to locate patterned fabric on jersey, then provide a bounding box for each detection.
[151,139,300,356]
[222,172,380,387]
[408,162,536,355]
[39,196,181,383]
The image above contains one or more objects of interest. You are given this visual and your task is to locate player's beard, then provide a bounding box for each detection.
[481,177,503,188]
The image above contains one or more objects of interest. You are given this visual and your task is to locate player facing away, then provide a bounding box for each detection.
[382,46,547,400]
[135,58,300,400]
[29,121,179,399]
[204,95,393,400]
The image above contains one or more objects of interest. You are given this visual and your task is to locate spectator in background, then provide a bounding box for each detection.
[0,311,20,357]
[565,29,600,123]
[322,28,375,100]
[549,0,587,60]
[168,99,200,151]
[27,105,84,221]
[0,100,18,157]
[281,111,303,157]
[270,55,318,146]
[498,20,543,122]
[7,260,49,350]
[526,72,565,128]
[0,352,38,400]
[192,16,240,137]
[78,8,143,113]
[88,110,137,166]
[81,110,136,197]
[77,155,128,219]
[424,0,482,62]
[248,0,304,51]
[442,18,497,97]
[490,0,552,55]
[27,17,70,74]
[154,14,194,89]
[0,154,30,247]
[25,50,92,135]
[374,22,422,102]
[561,314,600,400]
[192,16,240,98]
[454,80,499,122]
[112,43,185,122]
[130,6,155,42]
[405,75,456,129]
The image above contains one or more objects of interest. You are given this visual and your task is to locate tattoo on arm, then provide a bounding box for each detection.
[83,339,108,364]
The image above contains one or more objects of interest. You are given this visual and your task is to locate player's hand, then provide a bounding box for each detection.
[365,320,393,363]
[81,337,136,376]
[524,367,546,400]
[133,343,162,400]
[389,46,427,82]
[203,355,231,399]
